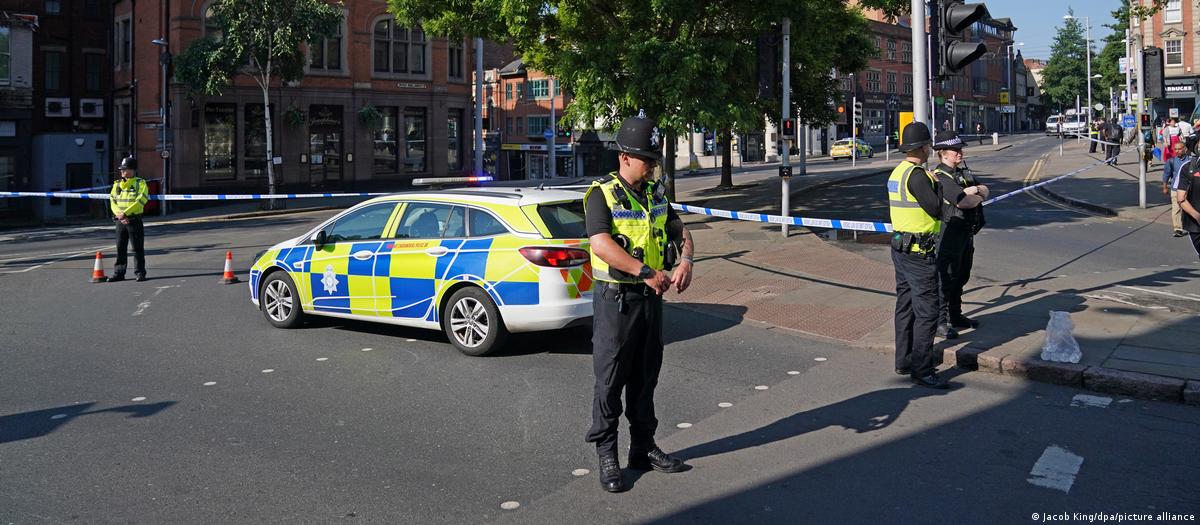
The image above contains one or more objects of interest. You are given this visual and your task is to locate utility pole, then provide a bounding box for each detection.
[549,84,556,179]
[912,0,929,125]
[1124,27,1133,115]
[474,38,484,177]
[781,17,792,237]
[1134,18,1147,208]
[852,95,858,167]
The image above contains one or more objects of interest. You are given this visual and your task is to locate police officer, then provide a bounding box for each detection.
[584,115,695,493]
[889,122,948,389]
[108,156,149,282]
[930,131,988,339]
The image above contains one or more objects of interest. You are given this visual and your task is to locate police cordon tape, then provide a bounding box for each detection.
[0,191,394,200]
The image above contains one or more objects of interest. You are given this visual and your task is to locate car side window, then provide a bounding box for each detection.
[395,203,468,239]
[325,203,398,243]
[468,208,509,237]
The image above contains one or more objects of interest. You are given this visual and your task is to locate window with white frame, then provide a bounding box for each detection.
[887,72,897,93]
[529,79,550,99]
[887,39,896,61]
[1167,39,1183,66]
[902,42,912,63]
[373,19,426,75]
[1166,0,1183,23]
[527,115,551,136]
[866,70,881,92]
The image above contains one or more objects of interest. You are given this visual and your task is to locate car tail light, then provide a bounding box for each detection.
[519,247,590,268]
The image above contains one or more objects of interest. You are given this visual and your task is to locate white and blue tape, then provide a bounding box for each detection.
[0,191,391,201]
[671,203,893,233]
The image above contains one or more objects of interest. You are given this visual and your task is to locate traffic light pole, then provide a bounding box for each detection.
[1135,24,1146,209]
[852,95,858,167]
[912,0,929,126]
[781,17,791,237]
[549,90,556,179]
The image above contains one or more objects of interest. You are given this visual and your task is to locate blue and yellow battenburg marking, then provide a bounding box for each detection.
[250,236,563,322]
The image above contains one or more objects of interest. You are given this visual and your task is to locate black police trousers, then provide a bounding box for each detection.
[892,248,939,377]
[585,281,663,456]
[114,215,146,277]
[936,225,974,325]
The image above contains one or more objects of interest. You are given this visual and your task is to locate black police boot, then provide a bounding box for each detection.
[936,323,958,339]
[950,314,978,329]
[135,273,147,282]
[597,452,625,493]
[106,275,126,283]
[628,445,687,473]
[911,371,950,390]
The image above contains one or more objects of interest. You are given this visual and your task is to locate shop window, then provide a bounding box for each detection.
[404,107,427,172]
[203,104,237,181]
[447,109,463,171]
[374,106,399,174]
[244,104,274,179]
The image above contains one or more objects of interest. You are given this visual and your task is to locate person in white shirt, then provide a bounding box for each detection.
[1178,118,1193,139]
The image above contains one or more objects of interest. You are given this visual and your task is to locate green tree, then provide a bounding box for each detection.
[1040,9,1090,113]
[175,0,342,199]
[388,0,901,189]
[1094,0,1130,113]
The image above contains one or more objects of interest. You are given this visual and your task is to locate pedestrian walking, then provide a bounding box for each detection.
[584,115,695,492]
[888,122,949,389]
[930,131,987,340]
[1105,119,1122,165]
[1173,154,1200,258]
[1164,141,1190,237]
[975,122,985,145]
[108,156,149,282]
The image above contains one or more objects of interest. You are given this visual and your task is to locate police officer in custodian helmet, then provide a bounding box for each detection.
[583,115,695,492]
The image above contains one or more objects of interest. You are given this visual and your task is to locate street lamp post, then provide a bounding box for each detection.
[151,38,170,216]
[1005,42,1024,134]
[1064,15,1093,124]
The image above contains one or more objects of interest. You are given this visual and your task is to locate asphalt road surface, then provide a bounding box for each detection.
[2,145,1198,523]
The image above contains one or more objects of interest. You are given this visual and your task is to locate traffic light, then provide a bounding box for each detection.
[1143,47,1165,99]
[853,101,863,125]
[837,105,845,114]
[938,1,990,77]
[756,31,780,100]
[782,119,794,135]
[556,124,572,138]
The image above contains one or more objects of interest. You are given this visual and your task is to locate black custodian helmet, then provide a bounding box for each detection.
[118,156,138,170]
[609,116,663,161]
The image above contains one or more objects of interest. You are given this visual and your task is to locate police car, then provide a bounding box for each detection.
[248,185,593,356]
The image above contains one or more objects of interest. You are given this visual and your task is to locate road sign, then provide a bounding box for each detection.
[1121,114,1137,129]
[543,128,554,140]
[899,112,914,135]
[1094,103,1105,112]
[1119,57,1128,73]
[999,92,1009,104]
[778,165,792,177]
[1001,105,1016,114]
[1170,107,1180,118]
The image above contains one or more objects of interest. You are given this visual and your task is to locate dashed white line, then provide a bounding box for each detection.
[316,357,329,362]
[132,300,152,317]
[203,382,217,386]
[787,371,801,375]
[500,501,520,510]
[50,414,68,420]
[754,385,769,391]
[718,402,733,408]
[676,422,693,429]
[1027,445,1084,494]
[262,369,275,374]
[405,339,416,342]
[571,468,590,477]
[1117,285,1200,302]
[131,397,146,402]
[361,348,373,352]
[1070,394,1112,409]
[814,357,828,362]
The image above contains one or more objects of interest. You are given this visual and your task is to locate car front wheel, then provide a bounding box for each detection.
[442,287,508,356]
[261,272,304,328]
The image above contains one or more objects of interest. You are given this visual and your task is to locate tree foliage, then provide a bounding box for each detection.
[387,0,905,135]
[1040,9,1090,112]
[1094,0,1130,104]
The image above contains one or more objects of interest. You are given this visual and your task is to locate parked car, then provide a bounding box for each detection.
[830,138,873,160]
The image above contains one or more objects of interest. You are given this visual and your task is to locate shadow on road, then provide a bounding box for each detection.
[0,401,176,445]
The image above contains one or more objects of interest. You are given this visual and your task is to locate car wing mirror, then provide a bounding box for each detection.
[312,230,328,248]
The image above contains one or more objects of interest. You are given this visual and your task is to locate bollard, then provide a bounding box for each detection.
[992,132,999,145]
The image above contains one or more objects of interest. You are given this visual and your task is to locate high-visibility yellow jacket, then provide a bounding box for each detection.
[110,177,149,216]
[585,173,670,283]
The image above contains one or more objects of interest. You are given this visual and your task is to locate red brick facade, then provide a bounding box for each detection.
[482,60,572,180]
[112,0,478,195]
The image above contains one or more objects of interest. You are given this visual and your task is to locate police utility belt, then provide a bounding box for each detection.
[891,231,938,256]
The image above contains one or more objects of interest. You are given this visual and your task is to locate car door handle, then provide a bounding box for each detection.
[424,246,449,257]
[352,250,375,261]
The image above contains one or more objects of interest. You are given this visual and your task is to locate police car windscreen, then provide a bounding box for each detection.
[537,201,587,239]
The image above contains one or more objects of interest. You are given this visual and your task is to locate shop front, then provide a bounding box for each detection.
[1160,77,1198,122]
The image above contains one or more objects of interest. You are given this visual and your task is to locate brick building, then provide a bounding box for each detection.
[113,0,481,200]
[481,59,574,180]
[1133,0,1199,120]
[1,3,110,222]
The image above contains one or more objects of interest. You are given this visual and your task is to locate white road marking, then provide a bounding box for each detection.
[1081,293,1170,309]
[131,300,152,317]
[0,245,109,264]
[571,468,590,477]
[1070,394,1112,409]
[500,501,520,510]
[1117,285,1200,302]
[787,371,801,375]
[316,357,328,362]
[1117,399,1134,404]
[405,339,416,342]
[1027,445,1084,494]
[203,382,217,386]
[50,414,68,420]
[754,385,769,391]
[718,402,733,408]
[814,357,828,362]
[676,422,693,429]
[261,369,275,374]
[361,348,373,352]
[131,397,146,402]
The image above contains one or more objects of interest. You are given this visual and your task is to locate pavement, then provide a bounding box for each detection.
[666,135,1200,405]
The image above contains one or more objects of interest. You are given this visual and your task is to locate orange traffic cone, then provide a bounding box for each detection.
[220,251,240,284]
[90,252,108,283]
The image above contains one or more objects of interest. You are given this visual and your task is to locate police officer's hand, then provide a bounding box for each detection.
[975,184,989,199]
[644,270,670,295]
[115,211,125,221]
[671,260,693,294]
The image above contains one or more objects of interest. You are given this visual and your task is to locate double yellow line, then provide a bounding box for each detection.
[1021,153,1105,216]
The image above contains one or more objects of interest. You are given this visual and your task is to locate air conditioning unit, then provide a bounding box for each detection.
[45,98,72,118]
[79,98,105,118]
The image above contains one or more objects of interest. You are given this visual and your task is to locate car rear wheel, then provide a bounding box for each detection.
[442,287,508,356]
[261,272,304,328]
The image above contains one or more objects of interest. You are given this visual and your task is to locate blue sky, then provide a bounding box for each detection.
[1003,1,1125,61]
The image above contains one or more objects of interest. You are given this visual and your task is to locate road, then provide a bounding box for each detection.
[1,140,1198,523]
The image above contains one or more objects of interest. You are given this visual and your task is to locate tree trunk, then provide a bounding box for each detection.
[719,128,733,188]
[261,69,277,210]
[664,130,677,201]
